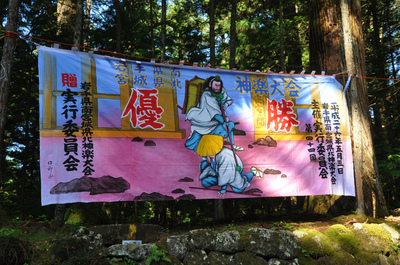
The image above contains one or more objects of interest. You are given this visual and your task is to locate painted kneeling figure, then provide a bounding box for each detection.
[195,135,264,197]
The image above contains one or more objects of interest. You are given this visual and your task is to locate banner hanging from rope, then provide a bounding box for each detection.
[38,46,355,205]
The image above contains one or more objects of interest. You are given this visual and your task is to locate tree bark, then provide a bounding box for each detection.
[83,0,92,47]
[73,0,84,47]
[114,0,122,53]
[57,0,76,45]
[309,0,343,74]
[0,0,20,174]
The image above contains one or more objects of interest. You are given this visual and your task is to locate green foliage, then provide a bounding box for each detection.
[145,244,171,265]
[271,221,294,230]
[301,249,316,258]
[391,243,400,252]
[0,227,24,238]
[166,0,208,63]
[182,215,191,224]
[376,146,400,209]
[0,219,84,243]
[107,257,139,265]
[35,214,49,223]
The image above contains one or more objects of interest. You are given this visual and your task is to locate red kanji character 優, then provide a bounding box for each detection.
[121,88,165,130]
[136,88,164,129]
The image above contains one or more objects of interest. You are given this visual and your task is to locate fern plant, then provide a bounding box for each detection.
[145,244,171,265]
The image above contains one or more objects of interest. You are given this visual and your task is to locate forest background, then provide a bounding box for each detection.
[0,0,399,227]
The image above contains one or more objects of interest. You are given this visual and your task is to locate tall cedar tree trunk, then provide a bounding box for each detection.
[209,0,215,67]
[83,0,92,47]
[309,0,388,217]
[114,0,122,53]
[341,0,388,217]
[161,0,166,61]
[229,0,237,69]
[57,0,76,46]
[0,0,20,182]
[307,0,347,216]
[74,0,84,47]
[309,0,343,74]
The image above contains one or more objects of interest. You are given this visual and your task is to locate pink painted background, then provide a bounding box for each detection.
[41,116,355,205]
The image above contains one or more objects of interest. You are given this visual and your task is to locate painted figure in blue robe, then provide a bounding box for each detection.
[185,75,244,152]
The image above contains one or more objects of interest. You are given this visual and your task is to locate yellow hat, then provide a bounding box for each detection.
[196,135,223,157]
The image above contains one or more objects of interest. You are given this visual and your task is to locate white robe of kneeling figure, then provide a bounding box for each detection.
[199,147,251,191]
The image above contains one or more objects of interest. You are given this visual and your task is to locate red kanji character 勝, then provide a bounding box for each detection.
[266,99,299,133]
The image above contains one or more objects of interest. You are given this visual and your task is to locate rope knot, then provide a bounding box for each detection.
[5,31,18,39]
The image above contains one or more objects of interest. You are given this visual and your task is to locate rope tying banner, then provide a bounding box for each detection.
[0,31,18,40]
